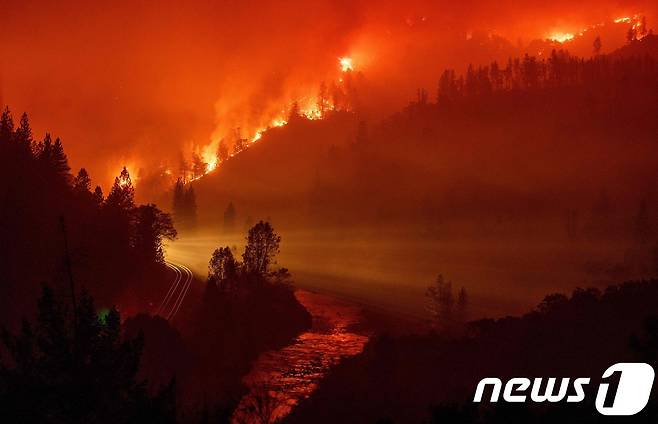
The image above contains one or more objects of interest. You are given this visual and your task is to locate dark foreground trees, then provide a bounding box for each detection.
[288,279,658,423]
[0,109,176,325]
[185,221,311,411]
[0,286,175,423]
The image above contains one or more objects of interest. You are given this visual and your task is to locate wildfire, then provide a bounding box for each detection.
[339,57,353,72]
[548,32,575,43]
[115,163,138,188]
[180,53,358,185]
[546,13,647,45]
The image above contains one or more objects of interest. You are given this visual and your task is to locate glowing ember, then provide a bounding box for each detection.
[202,145,218,173]
[302,106,323,120]
[339,57,353,72]
[548,32,575,43]
[188,54,354,183]
[252,129,264,142]
[205,157,218,173]
[614,17,631,23]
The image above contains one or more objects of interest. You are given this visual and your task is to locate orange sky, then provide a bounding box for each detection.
[0,0,654,190]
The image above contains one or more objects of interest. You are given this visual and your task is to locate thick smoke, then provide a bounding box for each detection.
[0,0,654,189]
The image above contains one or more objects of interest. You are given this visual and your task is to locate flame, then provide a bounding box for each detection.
[339,57,353,72]
[548,32,575,43]
[545,13,646,46]
[182,54,357,185]
[252,130,263,142]
[116,162,138,188]
[614,17,631,23]
[271,118,288,127]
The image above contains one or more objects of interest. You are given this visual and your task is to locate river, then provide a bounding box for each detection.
[232,290,370,423]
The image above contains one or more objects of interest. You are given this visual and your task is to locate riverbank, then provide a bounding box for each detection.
[232,290,371,422]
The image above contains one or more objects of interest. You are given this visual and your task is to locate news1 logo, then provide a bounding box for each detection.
[473,363,655,416]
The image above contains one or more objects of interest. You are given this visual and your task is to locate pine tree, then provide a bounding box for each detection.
[191,152,207,179]
[288,101,301,122]
[0,106,13,143]
[51,137,71,179]
[0,285,176,422]
[92,185,104,206]
[172,178,185,220]
[426,274,455,332]
[318,81,328,117]
[37,133,53,167]
[184,185,197,229]
[106,167,135,211]
[73,168,92,193]
[15,113,32,151]
[593,36,602,55]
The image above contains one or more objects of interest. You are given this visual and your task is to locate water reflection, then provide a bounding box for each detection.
[233,290,370,423]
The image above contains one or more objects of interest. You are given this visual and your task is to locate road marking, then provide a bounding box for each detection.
[159,261,193,321]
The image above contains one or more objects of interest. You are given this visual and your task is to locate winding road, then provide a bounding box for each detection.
[157,261,194,321]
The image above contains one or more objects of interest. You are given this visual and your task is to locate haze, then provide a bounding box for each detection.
[2,0,655,189]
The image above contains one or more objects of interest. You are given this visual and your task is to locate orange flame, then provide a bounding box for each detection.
[339,57,353,72]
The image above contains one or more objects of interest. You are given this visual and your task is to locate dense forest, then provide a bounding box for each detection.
[194,37,658,237]
[184,37,658,318]
[1,32,657,424]
[0,109,178,325]
[0,108,312,421]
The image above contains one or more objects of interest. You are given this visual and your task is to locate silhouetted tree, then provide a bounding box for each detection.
[191,152,207,179]
[106,167,135,212]
[209,246,238,290]
[92,186,104,206]
[0,286,176,422]
[426,275,469,333]
[14,112,32,154]
[318,81,329,117]
[184,184,197,229]
[0,106,14,141]
[243,221,281,275]
[233,136,248,155]
[172,178,196,231]
[51,138,71,180]
[627,27,637,43]
[73,168,92,194]
[593,36,602,55]
[134,204,177,263]
[37,133,53,168]
[172,178,185,218]
[288,101,301,122]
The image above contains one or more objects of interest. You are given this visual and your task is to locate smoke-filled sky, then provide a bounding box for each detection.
[0,0,654,189]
